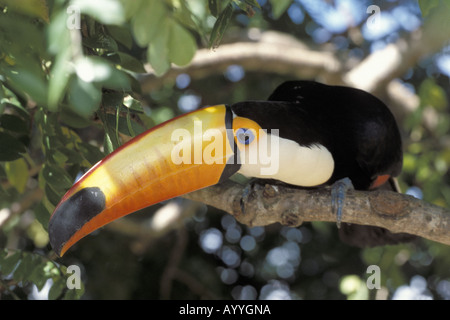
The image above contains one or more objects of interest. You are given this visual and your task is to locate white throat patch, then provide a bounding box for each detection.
[237,135,334,187]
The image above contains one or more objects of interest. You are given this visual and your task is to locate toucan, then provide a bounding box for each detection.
[48,80,414,256]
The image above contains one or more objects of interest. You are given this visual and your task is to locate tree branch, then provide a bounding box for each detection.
[140,31,343,93]
[183,180,450,246]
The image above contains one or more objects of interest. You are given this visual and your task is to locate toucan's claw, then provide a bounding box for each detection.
[331,177,354,228]
[240,184,251,214]
[240,180,265,214]
[240,180,259,214]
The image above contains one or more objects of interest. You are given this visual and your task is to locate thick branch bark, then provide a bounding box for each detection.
[183,180,450,246]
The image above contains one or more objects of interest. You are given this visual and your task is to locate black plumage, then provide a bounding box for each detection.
[231,80,414,247]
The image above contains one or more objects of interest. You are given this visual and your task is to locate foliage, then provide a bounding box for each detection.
[0,248,84,299]
[0,0,449,300]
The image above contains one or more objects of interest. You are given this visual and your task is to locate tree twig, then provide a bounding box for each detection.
[182,180,450,246]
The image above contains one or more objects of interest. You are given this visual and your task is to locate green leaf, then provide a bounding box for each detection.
[59,107,93,128]
[126,110,136,137]
[0,164,6,179]
[0,114,28,133]
[123,95,144,112]
[106,25,134,50]
[269,0,292,19]
[119,0,143,20]
[173,0,201,32]
[79,142,105,165]
[34,202,51,231]
[147,18,171,76]
[3,67,48,106]
[12,252,35,282]
[0,248,7,260]
[68,77,102,118]
[168,20,197,67]
[422,0,450,43]
[102,91,125,109]
[34,109,56,137]
[83,33,119,52]
[103,130,115,154]
[45,183,63,206]
[0,11,46,58]
[48,49,72,112]
[0,96,5,116]
[47,10,71,55]
[0,132,26,161]
[132,0,167,47]
[0,251,21,275]
[105,113,144,137]
[209,0,221,17]
[117,52,146,73]
[0,0,49,22]
[418,0,440,18]
[42,164,74,190]
[48,277,66,300]
[64,284,85,300]
[0,249,85,299]
[5,158,28,193]
[27,260,49,291]
[71,0,125,25]
[419,79,447,110]
[103,70,131,91]
[99,111,120,154]
[2,96,30,120]
[52,147,83,165]
[209,3,234,49]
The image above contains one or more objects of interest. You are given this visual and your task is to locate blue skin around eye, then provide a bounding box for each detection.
[236,128,255,145]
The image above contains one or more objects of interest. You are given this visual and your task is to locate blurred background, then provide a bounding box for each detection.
[0,0,450,300]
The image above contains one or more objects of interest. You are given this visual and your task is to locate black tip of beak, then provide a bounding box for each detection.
[48,187,106,256]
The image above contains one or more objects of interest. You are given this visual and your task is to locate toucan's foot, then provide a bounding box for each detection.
[240,183,252,213]
[240,179,267,213]
[331,177,354,228]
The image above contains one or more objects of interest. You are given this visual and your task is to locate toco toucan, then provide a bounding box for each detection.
[48,80,413,256]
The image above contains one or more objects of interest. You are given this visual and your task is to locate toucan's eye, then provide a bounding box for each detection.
[232,116,262,147]
[236,128,255,145]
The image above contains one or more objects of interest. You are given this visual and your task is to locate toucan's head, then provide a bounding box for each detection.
[50,103,331,256]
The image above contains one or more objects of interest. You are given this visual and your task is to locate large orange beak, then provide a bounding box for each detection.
[48,105,238,256]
